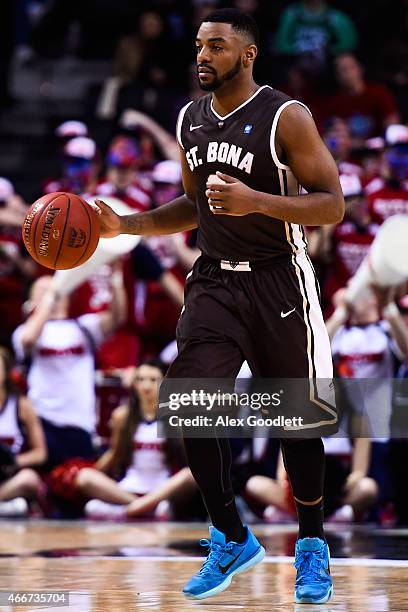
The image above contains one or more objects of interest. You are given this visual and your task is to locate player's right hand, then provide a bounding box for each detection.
[93,199,122,238]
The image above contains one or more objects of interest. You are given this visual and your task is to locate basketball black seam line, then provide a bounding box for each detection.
[32,192,65,262]
[72,197,94,268]
[53,195,70,269]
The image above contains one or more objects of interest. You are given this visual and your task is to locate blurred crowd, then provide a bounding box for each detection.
[0,0,408,527]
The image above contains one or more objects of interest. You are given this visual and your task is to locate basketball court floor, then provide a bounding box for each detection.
[1,520,407,611]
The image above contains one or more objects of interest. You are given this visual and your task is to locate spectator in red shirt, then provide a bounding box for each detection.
[323,117,362,177]
[94,136,152,212]
[324,54,400,147]
[309,174,377,314]
[0,178,36,347]
[43,136,100,196]
[357,137,385,188]
[54,120,88,149]
[366,124,408,224]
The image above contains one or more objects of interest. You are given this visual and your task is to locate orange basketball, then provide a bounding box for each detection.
[22,192,100,270]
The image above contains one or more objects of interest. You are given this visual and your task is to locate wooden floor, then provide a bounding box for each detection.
[0,521,407,611]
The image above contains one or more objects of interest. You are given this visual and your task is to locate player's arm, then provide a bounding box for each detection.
[207,104,345,225]
[95,145,198,238]
[15,397,47,468]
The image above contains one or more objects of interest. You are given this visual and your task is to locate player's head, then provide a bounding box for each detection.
[196,8,259,92]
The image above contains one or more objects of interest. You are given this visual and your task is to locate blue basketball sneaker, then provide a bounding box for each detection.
[294,537,333,604]
[182,525,265,600]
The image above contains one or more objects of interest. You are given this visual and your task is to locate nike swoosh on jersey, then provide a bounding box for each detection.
[281,307,296,318]
[218,548,245,574]
[190,124,203,131]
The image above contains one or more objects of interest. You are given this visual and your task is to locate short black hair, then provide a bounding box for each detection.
[201,8,260,48]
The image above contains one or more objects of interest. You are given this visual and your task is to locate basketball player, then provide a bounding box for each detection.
[94,9,344,604]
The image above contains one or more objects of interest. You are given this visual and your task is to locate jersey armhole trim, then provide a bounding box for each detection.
[270,100,312,171]
[176,101,194,149]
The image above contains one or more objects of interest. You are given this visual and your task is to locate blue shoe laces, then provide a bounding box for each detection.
[198,538,235,575]
[294,547,328,583]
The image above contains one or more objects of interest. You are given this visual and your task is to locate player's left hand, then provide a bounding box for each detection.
[206,172,258,216]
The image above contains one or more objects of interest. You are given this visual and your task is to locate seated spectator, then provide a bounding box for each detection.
[379,40,408,123]
[92,10,184,132]
[12,272,126,477]
[92,135,152,211]
[229,438,294,523]
[252,439,378,523]
[275,0,358,63]
[366,124,408,223]
[389,288,408,525]
[357,137,385,187]
[322,436,378,523]
[279,57,330,128]
[0,347,47,517]
[326,286,408,521]
[43,136,100,195]
[69,240,184,368]
[149,160,199,272]
[308,175,378,314]
[85,359,196,520]
[326,286,408,440]
[323,118,362,176]
[119,109,180,163]
[0,178,36,348]
[323,54,400,147]
[55,120,88,145]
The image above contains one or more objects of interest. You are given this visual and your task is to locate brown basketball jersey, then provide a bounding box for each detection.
[177,85,309,262]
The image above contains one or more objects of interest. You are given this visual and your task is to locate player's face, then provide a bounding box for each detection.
[195,22,246,92]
